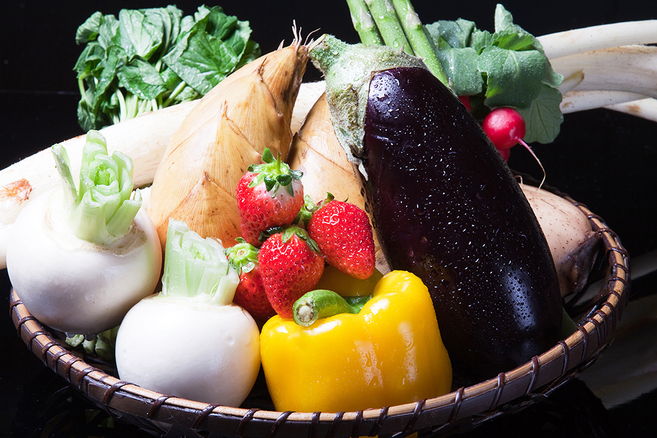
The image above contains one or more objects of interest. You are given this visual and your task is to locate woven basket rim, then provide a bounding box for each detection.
[9,191,630,438]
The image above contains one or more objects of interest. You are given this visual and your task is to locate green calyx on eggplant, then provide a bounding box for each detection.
[309,34,425,178]
[310,35,563,384]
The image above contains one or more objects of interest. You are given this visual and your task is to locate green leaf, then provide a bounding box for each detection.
[478,46,547,109]
[118,9,164,61]
[75,11,103,45]
[117,58,167,100]
[152,6,184,54]
[97,14,121,51]
[517,85,564,144]
[92,45,125,110]
[490,29,536,51]
[493,4,517,33]
[436,46,483,96]
[73,5,258,130]
[162,7,256,95]
[425,19,474,49]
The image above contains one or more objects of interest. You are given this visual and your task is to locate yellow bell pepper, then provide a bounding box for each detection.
[260,270,452,413]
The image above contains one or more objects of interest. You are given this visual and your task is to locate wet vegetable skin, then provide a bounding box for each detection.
[363,67,562,383]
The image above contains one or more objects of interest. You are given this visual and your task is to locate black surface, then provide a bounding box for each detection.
[2,1,657,437]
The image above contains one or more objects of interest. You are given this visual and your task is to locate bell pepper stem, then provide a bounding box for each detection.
[293,289,371,327]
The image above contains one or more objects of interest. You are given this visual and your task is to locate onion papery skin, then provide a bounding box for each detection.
[6,188,162,336]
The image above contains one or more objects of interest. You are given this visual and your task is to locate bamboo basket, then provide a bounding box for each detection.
[9,186,629,438]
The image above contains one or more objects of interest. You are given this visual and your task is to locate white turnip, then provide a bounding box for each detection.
[115,219,260,407]
[6,131,161,336]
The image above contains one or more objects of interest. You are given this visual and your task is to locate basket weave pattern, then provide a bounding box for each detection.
[9,196,629,438]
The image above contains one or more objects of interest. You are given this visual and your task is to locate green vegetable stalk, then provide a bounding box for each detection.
[52,130,140,245]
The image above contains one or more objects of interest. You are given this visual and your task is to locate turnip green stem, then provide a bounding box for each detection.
[161,219,239,306]
[293,289,371,326]
[51,130,141,245]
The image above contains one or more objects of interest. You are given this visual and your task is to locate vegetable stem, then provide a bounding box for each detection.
[163,81,189,107]
[293,289,371,326]
[365,0,413,54]
[346,0,383,45]
[390,0,448,84]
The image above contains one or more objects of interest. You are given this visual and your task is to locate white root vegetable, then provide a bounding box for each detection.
[6,133,162,335]
[0,83,324,208]
[537,20,657,60]
[560,90,649,114]
[8,190,161,335]
[521,184,600,297]
[115,219,260,407]
[0,100,197,201]
[551,45,657,99]
[605,97,657,122]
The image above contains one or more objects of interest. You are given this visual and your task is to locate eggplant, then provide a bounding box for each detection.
[310,36,562,383]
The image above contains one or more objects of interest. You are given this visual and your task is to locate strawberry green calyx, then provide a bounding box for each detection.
[248,148,303,197]
[225,238,259,274]
[295,193,338,228]
[280,226,321,254]
[293,289,371,327]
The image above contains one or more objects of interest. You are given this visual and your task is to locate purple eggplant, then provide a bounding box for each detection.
[310,36,562,383]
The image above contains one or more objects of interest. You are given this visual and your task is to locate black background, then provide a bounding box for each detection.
[2,1,657,437]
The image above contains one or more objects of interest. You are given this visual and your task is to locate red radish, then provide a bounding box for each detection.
[458,95,472,112]
[482,107,526,150]
[498,147,511,162]
[482,107,546,187]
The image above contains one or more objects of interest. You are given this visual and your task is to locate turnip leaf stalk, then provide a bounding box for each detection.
[52,130,141,245]
[115,219,260,407]
[160,219,239,304]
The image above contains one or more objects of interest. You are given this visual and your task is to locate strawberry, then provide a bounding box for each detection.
[258,226,324,319]
[307,195,375,280]
[237,148,304,246]
[225,238,276,322]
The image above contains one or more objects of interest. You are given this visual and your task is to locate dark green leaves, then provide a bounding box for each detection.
[74,5,260,131]
[425,5,563,143]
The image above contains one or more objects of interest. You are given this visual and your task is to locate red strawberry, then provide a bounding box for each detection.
[225,238,276,322]
[307,195,375,280]
[258,226,324,319]
[237,148,304,246]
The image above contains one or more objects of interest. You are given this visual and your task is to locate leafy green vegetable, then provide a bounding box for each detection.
[425,4,563,143]
[74,5,260,131]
